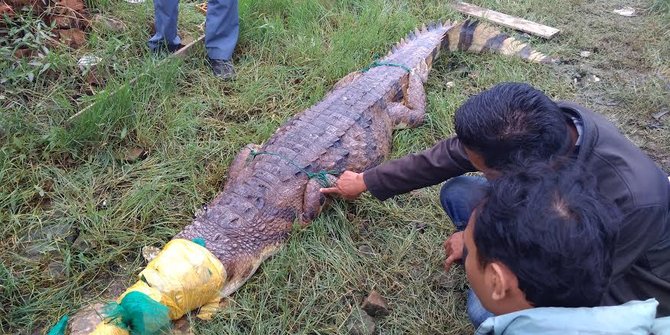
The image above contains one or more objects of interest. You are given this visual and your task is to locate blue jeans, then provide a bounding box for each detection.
[149,0,239,60]
[440,175,493,328]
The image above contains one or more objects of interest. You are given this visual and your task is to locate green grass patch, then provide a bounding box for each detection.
[1,0,668,333]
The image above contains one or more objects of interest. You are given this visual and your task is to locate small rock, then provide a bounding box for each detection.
[362,290,389,317]
[142,245,161,262]
[446,81,455,88]
[613,7,636,17]
[68,303,106,335]
[579,51,592,58]
[345,308,375,335]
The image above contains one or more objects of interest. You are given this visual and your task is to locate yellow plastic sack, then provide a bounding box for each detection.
[91,239,226,334]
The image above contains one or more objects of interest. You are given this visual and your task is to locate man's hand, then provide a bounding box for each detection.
[443,231,464,272]
[320,170,367,200]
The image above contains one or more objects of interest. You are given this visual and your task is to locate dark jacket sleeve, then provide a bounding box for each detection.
[604,204,670,315]
[611,205,670,281]
[362,137,477,201]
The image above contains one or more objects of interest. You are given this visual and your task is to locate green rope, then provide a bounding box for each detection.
[47,315,68,335]
[360,60,411,73]
[248,149,340,188]
[102,291,171,335]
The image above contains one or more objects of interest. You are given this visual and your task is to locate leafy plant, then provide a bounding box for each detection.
[0,7,56,85]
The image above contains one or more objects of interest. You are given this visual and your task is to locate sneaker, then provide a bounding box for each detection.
[208,58,236,80]
[150,42,185,56]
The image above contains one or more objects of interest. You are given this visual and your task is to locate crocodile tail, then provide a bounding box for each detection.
[442,19,555,64]
[386,21,448,54]
[384,21,453,68]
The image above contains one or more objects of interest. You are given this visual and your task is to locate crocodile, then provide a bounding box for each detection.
[176,19,552,298]
[68,19,552,333]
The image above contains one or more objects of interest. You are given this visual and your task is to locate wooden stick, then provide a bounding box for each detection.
[67,35,205,122]
[452,2,560,39]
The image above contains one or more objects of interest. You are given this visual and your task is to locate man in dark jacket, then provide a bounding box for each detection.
[320,83,670,326]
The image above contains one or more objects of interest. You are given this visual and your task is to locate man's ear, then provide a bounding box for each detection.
[487,262,515,301]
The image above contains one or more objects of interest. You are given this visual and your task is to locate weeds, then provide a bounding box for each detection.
[1,0,669,333]
[0,8,56,85]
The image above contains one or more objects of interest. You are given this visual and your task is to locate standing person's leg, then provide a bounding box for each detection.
[440,175,493,328]
[205,0,239,79]
[148,0,182,52]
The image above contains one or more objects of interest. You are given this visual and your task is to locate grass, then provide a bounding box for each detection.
[1,0,668,333]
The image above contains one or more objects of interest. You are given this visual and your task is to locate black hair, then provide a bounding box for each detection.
[473,159,620,308]
[455,82,569,170]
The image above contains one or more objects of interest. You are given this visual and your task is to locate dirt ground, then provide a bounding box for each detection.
[552,0,669,171]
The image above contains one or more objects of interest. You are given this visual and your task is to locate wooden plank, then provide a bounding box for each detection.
[452,2,560,39]
[67,34,205,122]
[173,34,205,59]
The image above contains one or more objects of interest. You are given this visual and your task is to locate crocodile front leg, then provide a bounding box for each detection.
[302,175,338,225]
[387,71,426,129]
[224,144,261,189]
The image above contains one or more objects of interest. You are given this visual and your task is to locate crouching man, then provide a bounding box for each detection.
[465,162,669,334]
[323,82,670,326]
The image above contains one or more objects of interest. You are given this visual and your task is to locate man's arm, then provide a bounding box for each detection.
[362,136,476,201]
